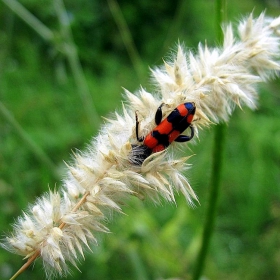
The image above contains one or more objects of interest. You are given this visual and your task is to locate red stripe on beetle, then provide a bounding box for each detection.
[144,133,159,149]
[168,130,181,143]
[152,144,165,153]
[187,114,194,123]
[153,119,173,135]
[176,103,189,116]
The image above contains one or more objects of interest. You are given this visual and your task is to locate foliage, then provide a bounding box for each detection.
[0,0,280,279]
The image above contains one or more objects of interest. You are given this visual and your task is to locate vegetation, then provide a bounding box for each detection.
[0,0,280,279]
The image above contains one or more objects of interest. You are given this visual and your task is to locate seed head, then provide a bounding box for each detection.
[2,12,280,278]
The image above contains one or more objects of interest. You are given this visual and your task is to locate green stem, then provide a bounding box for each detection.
[3,0,100,130]
[0,101,60,180]
[216,0,227,40]
[127,242,149,280]
[161,0,189,56]
[107,0,144,81]
[192,125,226,280]
[2,0,54,41]
[192,1,227,280]
[53,0,100,130]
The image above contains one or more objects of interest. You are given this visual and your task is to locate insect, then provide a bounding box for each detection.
[131,102,196,165]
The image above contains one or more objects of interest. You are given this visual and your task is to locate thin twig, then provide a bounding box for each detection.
[107,0,144,81]
[161,0,189,56]
[0,101,60,180]
[2,0,54,41]
[54,0,100,130]
[2,0,100,130]
[10,251,40,280]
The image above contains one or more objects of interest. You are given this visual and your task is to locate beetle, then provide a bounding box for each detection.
[130,102,196,165]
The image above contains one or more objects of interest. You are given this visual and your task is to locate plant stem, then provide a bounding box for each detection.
[127,242,149,280]
[0,101,60,180]
[192,125,226,280]
[161,0,189,56]
[54,0,100,130]
[192,1,227,279]
[2,0,54,41]
[107,0,144,81]
[9,251,40,280]
[3,0,100,130]
[216,0,227,37]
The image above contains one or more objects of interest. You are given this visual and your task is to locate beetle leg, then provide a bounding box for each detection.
[175,126,195,142]
[135,111,144,142]
[155,103,165,125]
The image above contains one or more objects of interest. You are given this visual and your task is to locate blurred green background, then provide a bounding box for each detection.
[1,0,280,279]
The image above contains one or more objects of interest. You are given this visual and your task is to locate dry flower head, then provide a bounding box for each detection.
[2,12,280,279]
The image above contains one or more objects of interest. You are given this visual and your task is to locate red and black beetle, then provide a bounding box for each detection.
[131,102,196,165]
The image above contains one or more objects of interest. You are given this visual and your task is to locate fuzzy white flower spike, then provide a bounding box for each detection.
[2,12,280,279]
